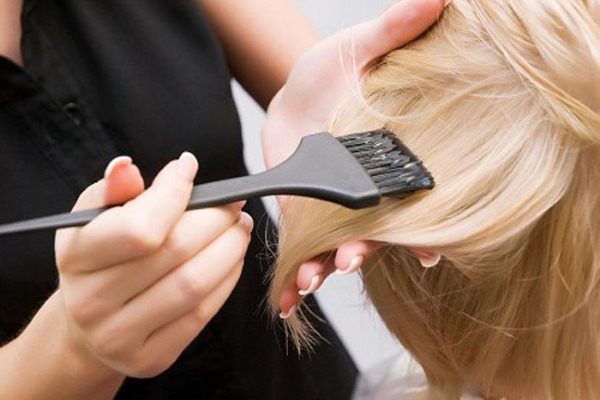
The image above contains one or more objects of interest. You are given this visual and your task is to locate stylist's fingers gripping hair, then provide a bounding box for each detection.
[279,241,380,319]
[262,0,450,170]
[349,0,450,72]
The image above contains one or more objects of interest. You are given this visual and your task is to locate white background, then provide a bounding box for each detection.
[232,0,404,373]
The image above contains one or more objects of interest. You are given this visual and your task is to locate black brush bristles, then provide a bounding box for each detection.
[337,129,435,197]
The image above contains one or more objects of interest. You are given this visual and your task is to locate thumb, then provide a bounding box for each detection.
[350,0,446,72]
[72,156,145,212]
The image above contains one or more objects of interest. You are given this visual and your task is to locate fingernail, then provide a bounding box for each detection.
[177,152,198,181]
[238,212,254,234]
[104,156,132,178]
[444,0,452,7]
[336,255,364,276]
[298,275,322,296]
[279,305,297,320]
[420,253,441,269]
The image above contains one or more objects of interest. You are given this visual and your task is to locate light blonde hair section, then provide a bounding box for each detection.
[269,1,600,398]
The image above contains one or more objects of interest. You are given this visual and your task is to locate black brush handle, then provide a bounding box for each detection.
[0,207,108,235]
[0,134,381,236]
[188,139,379,209]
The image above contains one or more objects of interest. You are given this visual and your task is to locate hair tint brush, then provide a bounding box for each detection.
[0,129,434,236]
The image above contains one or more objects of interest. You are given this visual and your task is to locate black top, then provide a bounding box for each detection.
[0,1,357,398]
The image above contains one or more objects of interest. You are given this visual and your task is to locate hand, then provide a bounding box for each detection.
[262,0,448,317]
[55,154,253,377]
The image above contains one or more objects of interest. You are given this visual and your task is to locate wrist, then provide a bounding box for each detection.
[2,291,125,399]
[49,291,126,390]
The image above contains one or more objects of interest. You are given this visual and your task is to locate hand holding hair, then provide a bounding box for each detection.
[262,0,449,170]
[270,0,600,396]
[264,0,449,317]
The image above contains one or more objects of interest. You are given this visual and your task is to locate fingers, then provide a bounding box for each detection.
[73,204,244,307]
[349,0,447,72]
[54,153,255,378]
[278,240,381,318]
[334,240,378,275]
[277,256,333,319]
[69,156,145,212]
[103,156,145,205]
[82,213,251,376]
[297,256,334,296]
[91,151,197,247]
[62,152,200,270]
[111,212,252,339]
[278,288,301,320]
[406,246,441,268]
[55,156,145,271]
[131,262,244,378]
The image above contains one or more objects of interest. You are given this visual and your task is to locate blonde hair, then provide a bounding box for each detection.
[269,0,600,398]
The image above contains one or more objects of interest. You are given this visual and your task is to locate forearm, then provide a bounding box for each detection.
[198,0,319,108]
[0,0,24,65]
[0,291,124,400]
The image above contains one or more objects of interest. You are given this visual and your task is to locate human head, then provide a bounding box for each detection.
[269,0,600,398]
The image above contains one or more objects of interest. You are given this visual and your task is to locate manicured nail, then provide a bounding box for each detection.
[336,255,364,275]
[420,253,441,268]
[298,275,322,296]
[238,212,254,234]
[104,156,132,178]
[279,305,297,320]
[177,152,198,181]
